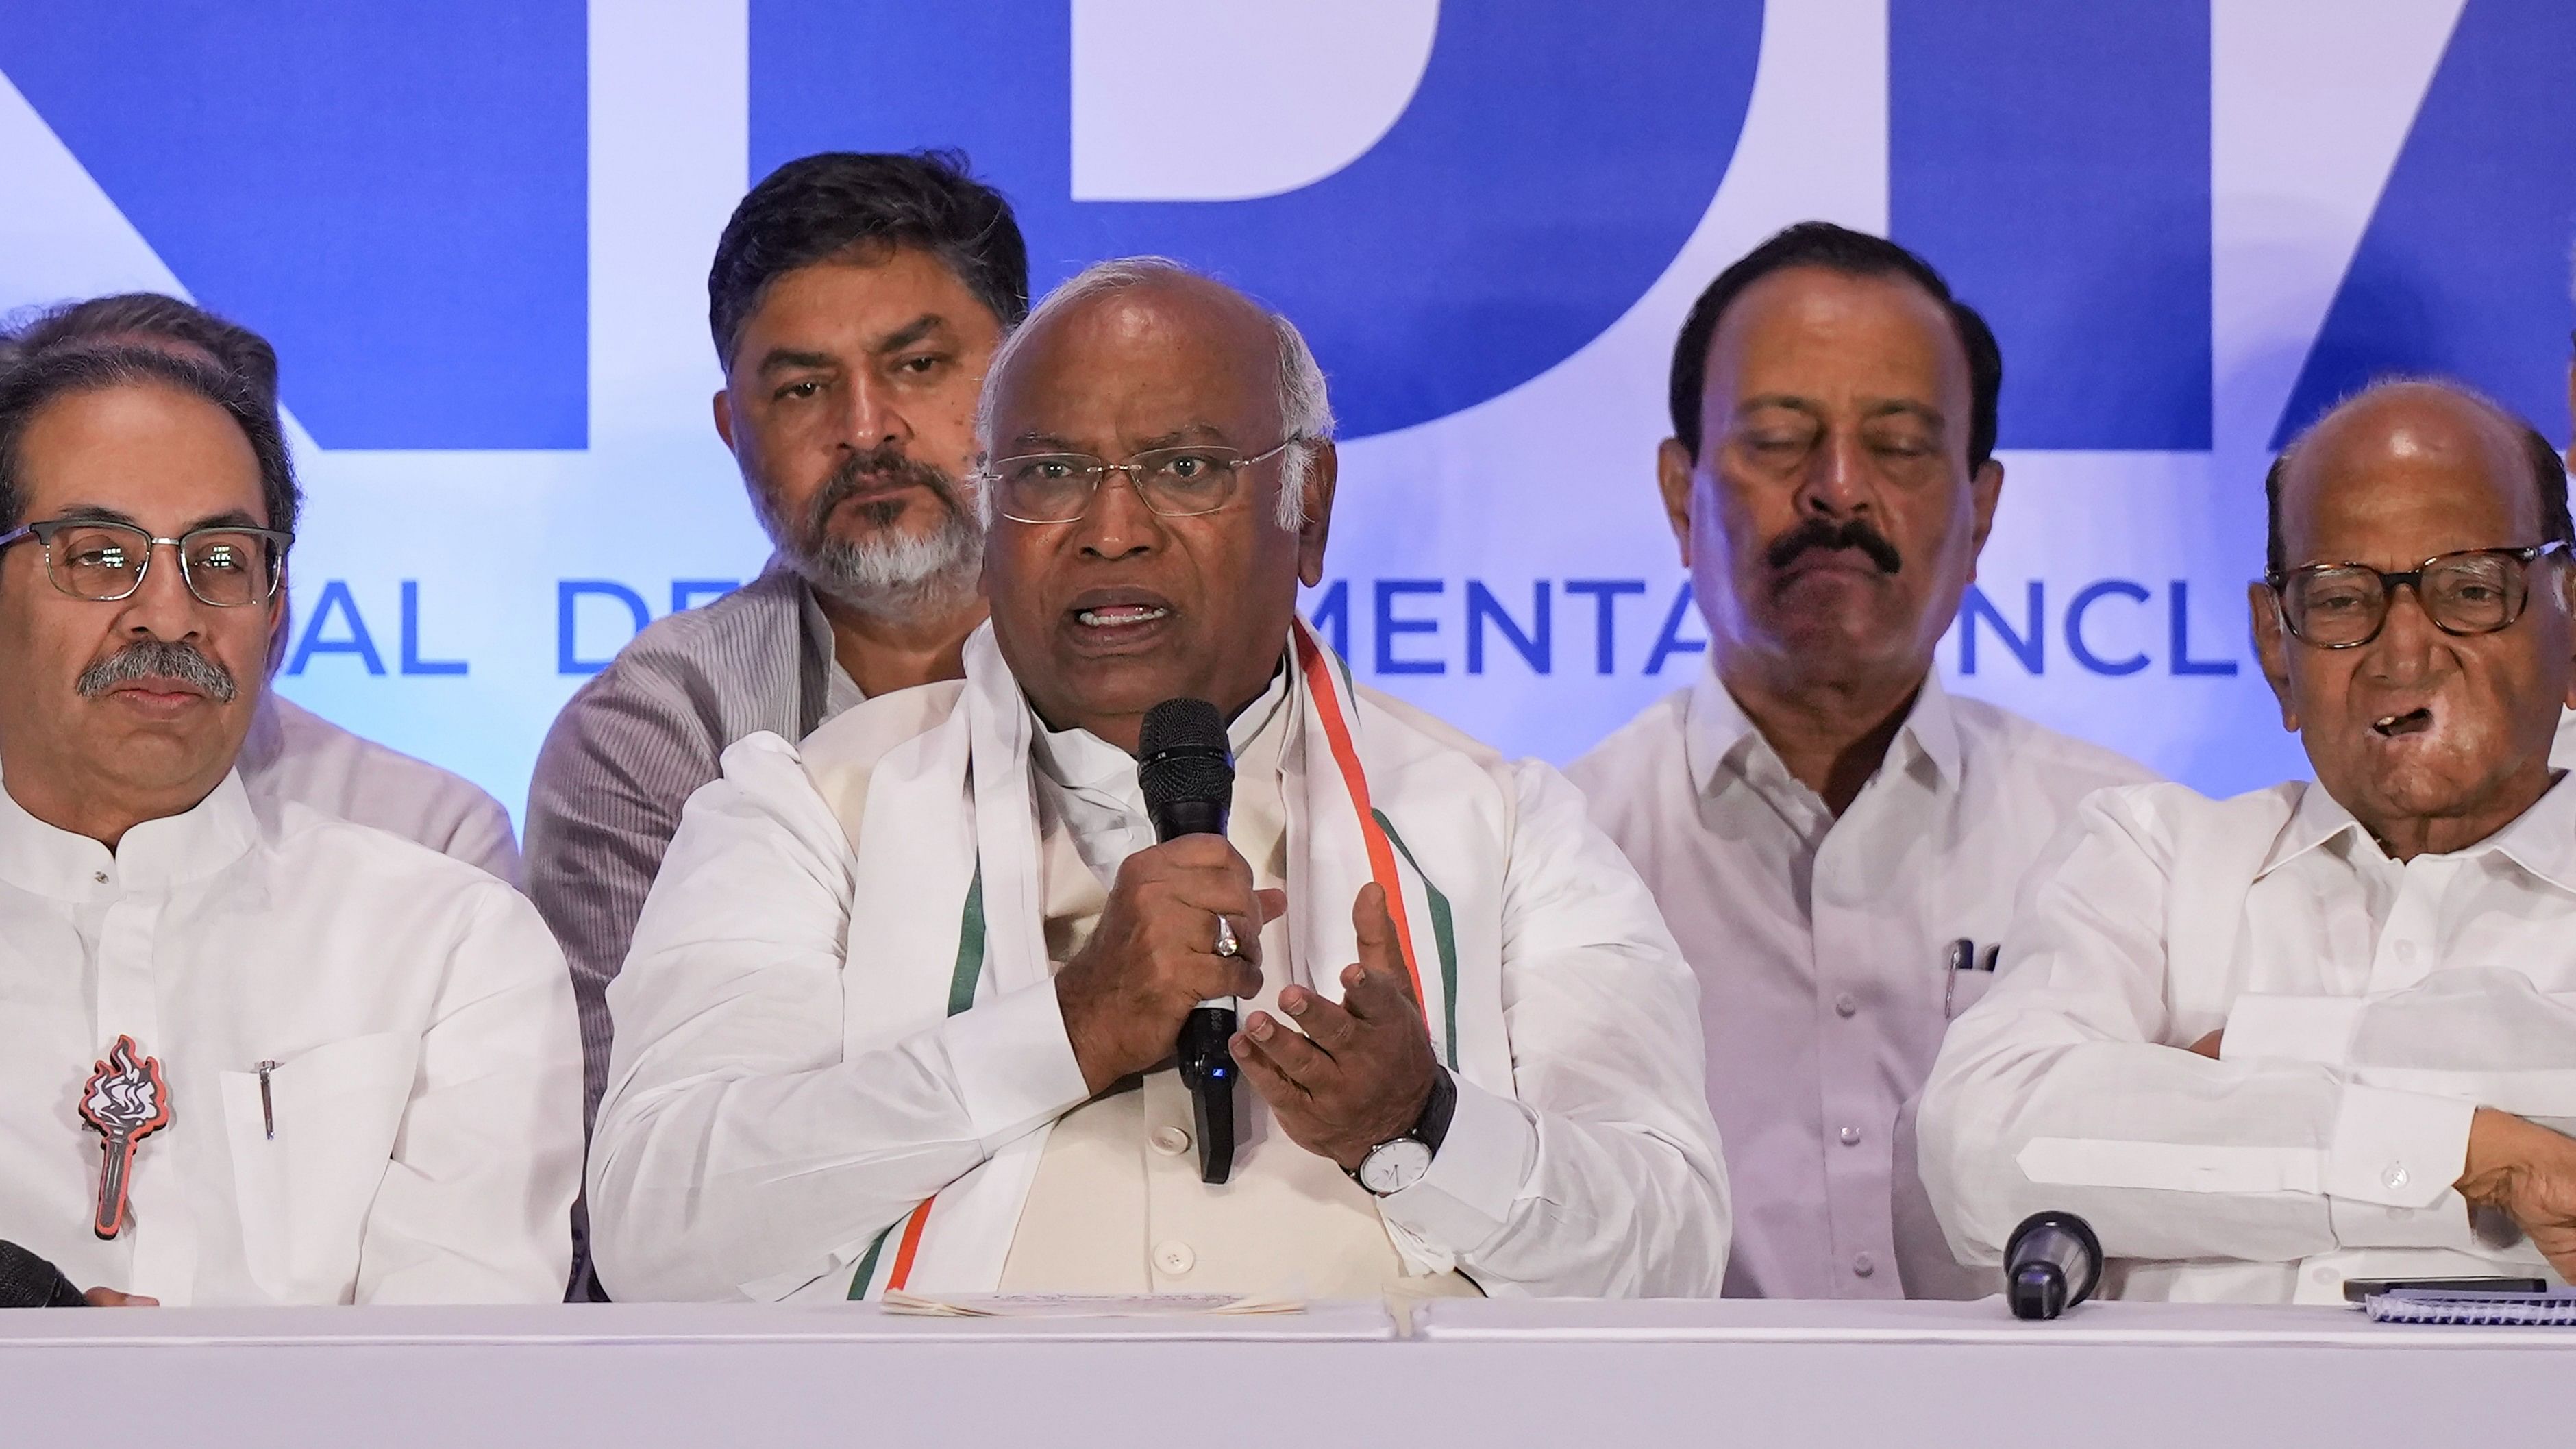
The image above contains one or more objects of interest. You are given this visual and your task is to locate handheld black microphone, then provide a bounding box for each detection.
[2004,1210,2103,1320]
[0,1241,88,1308]
[1138,697,1239,1185]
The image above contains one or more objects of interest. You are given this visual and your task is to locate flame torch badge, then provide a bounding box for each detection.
[79,1037,172,1240]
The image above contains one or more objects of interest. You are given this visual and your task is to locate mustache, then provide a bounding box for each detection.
[1764,515,1903,575]
[76,639,238,702]
[804,443,963,543]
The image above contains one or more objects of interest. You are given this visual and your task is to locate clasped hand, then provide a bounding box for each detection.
[1054,841,1438,1170]
[2457,1108,2576,1283]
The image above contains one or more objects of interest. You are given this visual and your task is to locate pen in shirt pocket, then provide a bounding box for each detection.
[1942,938,2000,1019]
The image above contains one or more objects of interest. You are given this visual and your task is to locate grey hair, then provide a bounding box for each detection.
[974,256,1333,530]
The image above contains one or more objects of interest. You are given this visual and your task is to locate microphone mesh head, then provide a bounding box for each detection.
[1139,697,1225,760]
[1138,697,1234,817]
[0,1241,75,1308]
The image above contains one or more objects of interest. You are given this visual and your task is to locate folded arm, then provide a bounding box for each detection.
[1919,790,2486,1270]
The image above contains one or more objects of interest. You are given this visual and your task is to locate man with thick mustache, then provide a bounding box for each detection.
[1922,381,2576,1302]
[525,151,1025,1131]
[0,345,579,1304]
[4,293,520,881]
[587,259,1728,1302]
[1568,223,2152,1299]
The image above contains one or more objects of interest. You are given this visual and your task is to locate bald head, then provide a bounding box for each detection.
[2267,380,2570,579]
[974,258,1339,753]
[985,265,1283,449]
[978,259,1332,525]
[2251,377,2576,860]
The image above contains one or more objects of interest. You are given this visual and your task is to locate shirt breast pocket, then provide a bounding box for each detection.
[1944,967,1996,1020]
[221,1032,421,1303]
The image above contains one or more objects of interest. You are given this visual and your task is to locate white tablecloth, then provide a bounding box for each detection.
[3,1297,2568,1447]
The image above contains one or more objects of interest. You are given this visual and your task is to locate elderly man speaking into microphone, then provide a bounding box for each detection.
[1923,380,2576,1302]
[588,258,1727,1303]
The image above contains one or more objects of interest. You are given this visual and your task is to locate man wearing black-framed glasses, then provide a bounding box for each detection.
[3,292,522,887]
[0,345,582,1306]
[1923,380,2576,1303]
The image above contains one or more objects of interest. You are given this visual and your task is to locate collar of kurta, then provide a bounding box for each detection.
[1683,658,1965,800]
[0,766,259,900]
[1028,658,1290,800]
[806,616,1518,1300]
[784,556,870,721]
[2264,769,2576,893]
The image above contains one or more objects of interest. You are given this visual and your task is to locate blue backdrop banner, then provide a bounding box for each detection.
[3,1,2568,819]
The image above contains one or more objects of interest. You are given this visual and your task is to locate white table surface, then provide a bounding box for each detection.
[2,1296,2568,1448]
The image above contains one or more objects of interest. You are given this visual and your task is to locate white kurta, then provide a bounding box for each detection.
[1568,667,2151,1298]
[240,695,521,884]
[0,771,582,1304]
[993,674,1460,1296]
[1922,775,2576,1303]
[589,661,1729,1302]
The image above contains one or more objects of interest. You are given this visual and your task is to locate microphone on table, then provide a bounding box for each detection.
[0,1241,88,1308]
[2004,1211,2103,1320]
[1138,697,1239,1187]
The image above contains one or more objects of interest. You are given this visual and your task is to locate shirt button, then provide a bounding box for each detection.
[2394,940,2417,965]
[1150,1125,1191,1157]
[1852,1252,1875,1278]
[1839,1125,1863,1147]
[2383,1163,2410,1191]
[1834,993,1859,1018]
[1154,1240,1196,1276]
[92,871,108,885]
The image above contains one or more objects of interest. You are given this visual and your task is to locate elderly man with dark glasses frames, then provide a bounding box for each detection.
[0,344,580,1306]
[1922,379,2576,1304]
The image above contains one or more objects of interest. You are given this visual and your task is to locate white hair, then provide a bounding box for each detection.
[974,256,1333,530]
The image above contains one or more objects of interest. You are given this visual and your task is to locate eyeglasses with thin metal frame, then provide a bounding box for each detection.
[979,436,1307,524]
[0,517,293,608]
[2264,539,2571,648]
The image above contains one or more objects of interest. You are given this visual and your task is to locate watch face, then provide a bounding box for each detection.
[1359,1137,1435,1195]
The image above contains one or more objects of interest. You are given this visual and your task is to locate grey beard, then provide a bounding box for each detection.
[797,510,984,621]
[753,447,986,622]
[77,639,239,702]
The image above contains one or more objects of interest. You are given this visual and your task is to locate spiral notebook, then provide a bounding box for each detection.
[2365,1288,2576,1326]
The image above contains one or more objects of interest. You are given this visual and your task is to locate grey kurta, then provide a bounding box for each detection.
[523,555,861,1128]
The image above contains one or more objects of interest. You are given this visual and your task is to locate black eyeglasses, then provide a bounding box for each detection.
[2266,541,2569,648]
[0,518,292,608]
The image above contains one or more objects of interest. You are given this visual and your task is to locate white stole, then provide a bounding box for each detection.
[826,619,1519,1298]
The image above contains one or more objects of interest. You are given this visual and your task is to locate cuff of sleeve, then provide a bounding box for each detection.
[1376,1075,1537,1254]
[2328,1187,2480,1251]
[936,979,1089,1147]
[2323,1084,2476,1209]
[2223,995,2365,1067]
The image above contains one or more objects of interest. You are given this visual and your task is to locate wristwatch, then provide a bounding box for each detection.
[1352,1067,1457,1196]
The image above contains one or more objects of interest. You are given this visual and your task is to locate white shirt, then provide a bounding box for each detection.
[1568,667,2153,1298]
[0,770,583,1304]
[1920,775,2576,1304]
[241,695,521,884]
[591,683,1729,1302]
